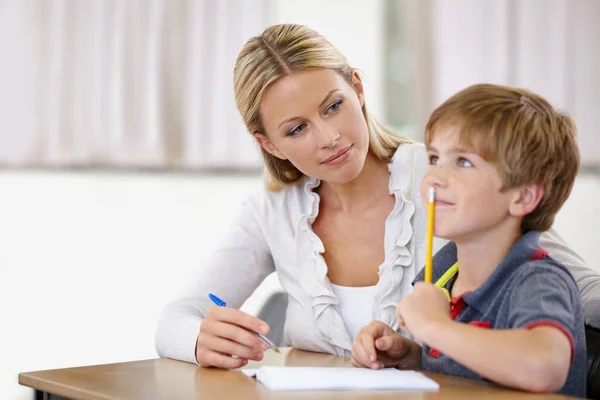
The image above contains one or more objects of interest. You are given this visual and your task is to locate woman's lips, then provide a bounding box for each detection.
[322,145,352,165]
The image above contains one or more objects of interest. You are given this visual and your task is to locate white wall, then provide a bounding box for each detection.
[0,171,277,400]
[551,175,600,270]
[2,171,599,399]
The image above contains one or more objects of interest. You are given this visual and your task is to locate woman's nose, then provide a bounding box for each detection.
[314,122,339,148]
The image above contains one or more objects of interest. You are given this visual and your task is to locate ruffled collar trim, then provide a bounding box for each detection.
[294,145,422,355]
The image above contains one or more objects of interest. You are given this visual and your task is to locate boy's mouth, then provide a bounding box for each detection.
[435,199,455,207]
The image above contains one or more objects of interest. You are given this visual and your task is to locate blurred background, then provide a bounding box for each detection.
[1,0,599,398]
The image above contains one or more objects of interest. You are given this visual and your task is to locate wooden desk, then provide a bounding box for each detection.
[20,348,578,400]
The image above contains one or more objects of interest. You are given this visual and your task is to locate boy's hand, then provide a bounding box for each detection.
[396,282,451,341]
[351,321,412,369]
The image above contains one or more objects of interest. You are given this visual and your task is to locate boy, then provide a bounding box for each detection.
[397,83,586,397]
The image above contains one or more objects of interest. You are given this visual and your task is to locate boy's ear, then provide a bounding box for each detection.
[509,183,544,217]
[253,133,287,160]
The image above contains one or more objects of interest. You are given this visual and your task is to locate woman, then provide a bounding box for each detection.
[155,23,599,369]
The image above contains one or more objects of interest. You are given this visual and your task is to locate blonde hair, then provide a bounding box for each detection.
[233,24,413,191]
[424,83,580,232]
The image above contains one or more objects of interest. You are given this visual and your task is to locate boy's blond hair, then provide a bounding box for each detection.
[233,24,413,191]
[424,83,580,232]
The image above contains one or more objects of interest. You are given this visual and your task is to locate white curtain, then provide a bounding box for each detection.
[431,0,600,166]
[0,0,266,170]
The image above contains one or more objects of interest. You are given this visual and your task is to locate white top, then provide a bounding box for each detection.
[330,284,377,340]
[155,142,600,364]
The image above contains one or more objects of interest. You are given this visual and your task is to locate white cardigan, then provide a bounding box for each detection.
[155,142,600,363]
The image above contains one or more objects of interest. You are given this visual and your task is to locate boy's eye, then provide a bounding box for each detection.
[428,155,439,165]
[458,157,473,168]
[288,124,306,137]
[326,100,342,113]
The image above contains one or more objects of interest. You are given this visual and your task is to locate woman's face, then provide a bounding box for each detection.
[256,68,370,184]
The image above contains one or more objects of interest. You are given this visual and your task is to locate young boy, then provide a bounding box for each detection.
[397,83,586,397]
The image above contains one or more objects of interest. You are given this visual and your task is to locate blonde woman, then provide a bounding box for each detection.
[155,24,600,369]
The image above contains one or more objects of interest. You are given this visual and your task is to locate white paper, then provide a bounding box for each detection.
[242,368,258,377]
[241,366,439,391]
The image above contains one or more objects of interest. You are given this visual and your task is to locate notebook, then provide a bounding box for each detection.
[241,366,440,391]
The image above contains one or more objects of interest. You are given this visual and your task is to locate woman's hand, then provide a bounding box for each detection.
[196,306,271,368]
[351,321,418,370]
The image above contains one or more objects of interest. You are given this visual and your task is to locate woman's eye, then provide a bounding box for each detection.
[288,124,306,137]
[327,100,342,113]
[458,158,473,168]
[428,155,439,165]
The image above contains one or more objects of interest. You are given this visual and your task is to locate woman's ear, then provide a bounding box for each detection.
[509,183,544,217]
[351,70,365,108]
[253,133,287,160]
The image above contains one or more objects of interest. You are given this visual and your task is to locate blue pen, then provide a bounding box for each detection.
[208,293,280,353]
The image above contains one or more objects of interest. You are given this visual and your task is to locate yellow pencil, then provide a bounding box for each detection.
[425,186,435,283]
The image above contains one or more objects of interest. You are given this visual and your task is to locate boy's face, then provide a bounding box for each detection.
[421,125,519,243]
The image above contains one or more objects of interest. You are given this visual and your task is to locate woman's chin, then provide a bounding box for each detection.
[330,167,363,184]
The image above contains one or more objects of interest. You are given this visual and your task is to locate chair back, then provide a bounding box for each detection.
[586,324,600,399]
[256,291,288,347]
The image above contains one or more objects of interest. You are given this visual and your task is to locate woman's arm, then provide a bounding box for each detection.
[540,228,600,327]
[155,196,276,365]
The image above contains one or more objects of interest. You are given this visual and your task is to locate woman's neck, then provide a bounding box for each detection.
[453,221,522,293]
[318,152,391,214]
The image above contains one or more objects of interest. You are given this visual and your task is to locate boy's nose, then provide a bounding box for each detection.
[425,165,448,188]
